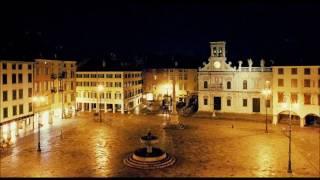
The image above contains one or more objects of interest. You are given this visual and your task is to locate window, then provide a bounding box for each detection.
[278,68,284,74]
[13,105,17,116]
[304,79,311,87]
[19,89,23,99]
[19,104,23,114]
[227,99,231,106]
[13,90,17,100]
[2,74,7,84]
[291,68,297,75]
[278,92,284,103]
[12,74,16,84]
[227,81,231,89]
[204,81,208,88]
[12,64,16,70]
[3,91,8,101]
[18,64,22,70]
[304,94,311,105]
[18,73,23,83]
[28,64,32,70]
[304,68,311,75]
[243,80,247,89]
[204,97,208,105]
[291,79,298,88]
[28,73,32,83]
[3,107,8,118]
[115,74,121,78]
[278,79,284,87]
[243,99,247,107]
[29,103,32,112]
[28,88,32,97]
[291,93,298,103]
[2,63,7,70]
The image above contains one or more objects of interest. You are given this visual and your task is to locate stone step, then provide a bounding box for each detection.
[123,153,176,169]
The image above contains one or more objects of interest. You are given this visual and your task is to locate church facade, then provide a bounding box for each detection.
[198,41,273,116]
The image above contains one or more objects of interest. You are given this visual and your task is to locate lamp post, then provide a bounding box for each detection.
[32,95,45,152]
[262,88,271,133]
[283,94,298,174]
[97,84,104,123]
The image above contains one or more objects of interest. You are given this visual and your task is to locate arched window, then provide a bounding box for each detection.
[243,80,247,89]
[227,81,231,89]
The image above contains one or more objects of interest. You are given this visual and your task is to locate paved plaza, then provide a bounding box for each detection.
[0,112,319,177]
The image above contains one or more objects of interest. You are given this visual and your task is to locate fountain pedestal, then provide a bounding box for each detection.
[123,131,176,169]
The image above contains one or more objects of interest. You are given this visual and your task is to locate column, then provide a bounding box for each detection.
[104,103,107,112]
[15,121,19,137]
[24,119,27,133]
[112,104,116,113]
[121,102,124,114]
[272,114,278,125]
[81,103,84,112]
[300,118,305,128]
[89,103,92,112]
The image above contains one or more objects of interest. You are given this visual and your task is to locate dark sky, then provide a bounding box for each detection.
[0,0,319,67]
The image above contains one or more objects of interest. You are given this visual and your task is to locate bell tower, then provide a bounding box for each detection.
[210,41,226,58]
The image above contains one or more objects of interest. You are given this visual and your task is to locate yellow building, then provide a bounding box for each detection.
[272,66,320,127]
[143,68,198,102]
[34,59,77,124]
[76,71,143,113]
[0,60,34,144]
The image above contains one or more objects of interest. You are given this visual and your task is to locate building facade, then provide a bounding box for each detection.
[143,68,198,102]
[272,66,320,127]
[76,71,143,113]
[34,59,77,124]
[0,60,34,144]
[198,41,273,116]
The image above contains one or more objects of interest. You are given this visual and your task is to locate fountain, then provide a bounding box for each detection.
[123,131,176,169]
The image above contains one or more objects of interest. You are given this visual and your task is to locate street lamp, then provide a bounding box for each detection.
[32,95,46,152]
[97,84,104,123]
[262,88,271,133]
[282,95,299,174]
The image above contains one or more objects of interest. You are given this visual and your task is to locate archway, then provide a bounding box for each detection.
[278,111,300,125]
[304,114,320,127]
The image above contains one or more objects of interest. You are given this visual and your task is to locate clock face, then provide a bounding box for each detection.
[213,61,221,68]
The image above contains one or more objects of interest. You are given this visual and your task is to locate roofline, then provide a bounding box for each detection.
[0,60,34,64]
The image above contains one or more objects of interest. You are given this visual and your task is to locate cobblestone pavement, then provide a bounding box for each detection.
[0,112,319,177]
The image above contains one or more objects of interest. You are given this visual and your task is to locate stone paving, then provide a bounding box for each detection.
[0,112,319,177]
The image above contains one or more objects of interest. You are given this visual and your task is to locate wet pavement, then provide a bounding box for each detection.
[0,112,319,177]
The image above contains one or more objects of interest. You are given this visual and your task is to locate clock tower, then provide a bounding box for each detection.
[209,41,228,71]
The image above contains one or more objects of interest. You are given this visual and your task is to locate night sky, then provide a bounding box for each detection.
[0,1,319,68]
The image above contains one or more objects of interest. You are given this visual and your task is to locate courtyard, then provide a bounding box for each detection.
[0,111,319,177]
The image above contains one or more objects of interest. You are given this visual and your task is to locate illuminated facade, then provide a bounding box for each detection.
[143,68,198,102]
[198,41,273,115]
[0,60,34,144]
[76,71,143,113]
[34,59,77,123]
[272,66,320,127]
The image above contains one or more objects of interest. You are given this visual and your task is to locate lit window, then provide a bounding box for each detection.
[304,94,311,105]
[278,92,284,103]
[291,93,298,103]
[291,79,298,88]
[278,79,284,87]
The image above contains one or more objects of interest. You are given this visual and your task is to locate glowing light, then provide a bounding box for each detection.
[97,84,104,92]
[146,93,153,101]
